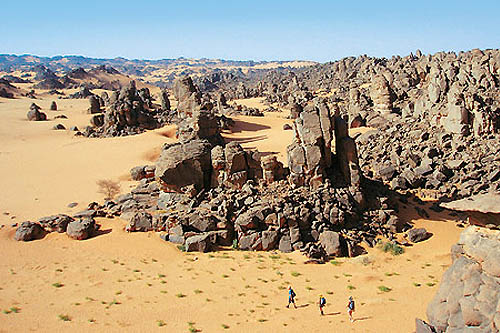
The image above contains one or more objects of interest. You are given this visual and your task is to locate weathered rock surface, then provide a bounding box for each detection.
[425,226,500,332]
[14,222,45,241]
[66,217,99,240]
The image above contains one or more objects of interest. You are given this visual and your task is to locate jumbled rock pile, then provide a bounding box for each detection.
[83,81,171,137]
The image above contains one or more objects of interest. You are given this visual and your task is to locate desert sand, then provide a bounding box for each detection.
[0,92,463,332]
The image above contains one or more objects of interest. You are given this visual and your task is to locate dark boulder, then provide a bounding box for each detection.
[14,222,45,241]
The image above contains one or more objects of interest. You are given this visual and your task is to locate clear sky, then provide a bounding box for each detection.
[1,0,499,63]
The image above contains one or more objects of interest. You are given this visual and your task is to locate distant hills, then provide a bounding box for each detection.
[0,54,316,86]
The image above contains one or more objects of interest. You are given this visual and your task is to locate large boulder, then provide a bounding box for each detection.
[66,217,99,240]
[14,222,45,241]
[319,231,343,257]
[426,227,500,332]
[408,228,430,243]
[185,233,214,252]
[155,140,213,192]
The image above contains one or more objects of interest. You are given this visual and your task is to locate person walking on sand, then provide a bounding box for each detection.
[286,286,297,308]
[319,295,326,315]
[347,296,355,322]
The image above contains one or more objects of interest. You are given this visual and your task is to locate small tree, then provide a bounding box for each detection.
[96,179,120,200]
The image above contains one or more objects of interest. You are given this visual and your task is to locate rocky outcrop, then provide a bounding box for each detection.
[287,98,364,204]
[424,226,500,332]
[155,140,213,193]
[370,74,394,115]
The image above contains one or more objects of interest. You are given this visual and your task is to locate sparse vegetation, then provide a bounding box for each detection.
[378,241,405,256]
[58,314,71,322]
[52,282,64,288]
[157,320,166,327]
[232,239,239,250]
[347,285,356,290]
[221,324,230,329]
[290,271,301,277]
[176,293,186,298]
[96,179,120,200]
[177,245,186,252]
[378,285,392,292]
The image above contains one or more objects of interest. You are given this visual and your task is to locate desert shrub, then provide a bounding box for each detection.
[96,179,120,200]
[232,239,239,250]
[378,241,405,256]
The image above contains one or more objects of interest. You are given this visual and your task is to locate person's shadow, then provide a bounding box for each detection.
[296,303,310,309]
[354,316,372,322]
[324,312,341,316]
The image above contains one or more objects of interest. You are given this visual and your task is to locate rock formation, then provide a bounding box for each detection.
[421,226,500,332]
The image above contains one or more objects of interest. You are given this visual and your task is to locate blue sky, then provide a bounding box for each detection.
[1,0,499,62]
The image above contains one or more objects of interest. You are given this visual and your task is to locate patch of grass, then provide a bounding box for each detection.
[221,324,230,329]
[88,318,96,323]
[194,289,203,294]
[115,290,122,295]
[158,274,166,278]
[378,285,392,292]
[306,286,314,291]
[222,274,229,278]
[160,290,168,294]
[426,282,436,287]
[330,259,343,266]
[111,259,119,264]
[55,268,63,272]
[2,309,11,314]
[177,245,186,252]
[269,254,280,260]
[347,285,356,290]
[232,239,239,250]
[52,282,64,288]
[58,314,71,322]
[290,271,301,277]
[326,291,334,295]
[378,241,405,256]
[413,282,421,287]
[257,319,268,323]
[157,320,166,327]
[343,273,352,277]
[9,307,21,313]
[176,293,186,298]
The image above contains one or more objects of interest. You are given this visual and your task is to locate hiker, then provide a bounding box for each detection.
[286,286,297,308]
[347,296,355,322]
[319,295,326,315]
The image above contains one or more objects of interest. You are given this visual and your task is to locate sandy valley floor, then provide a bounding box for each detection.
[0,92,463,332]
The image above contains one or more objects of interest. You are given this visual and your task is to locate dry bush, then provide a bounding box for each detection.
[96,179,121,199]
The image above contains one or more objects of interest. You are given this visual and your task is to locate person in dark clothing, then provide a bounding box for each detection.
[286,286,297,308]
